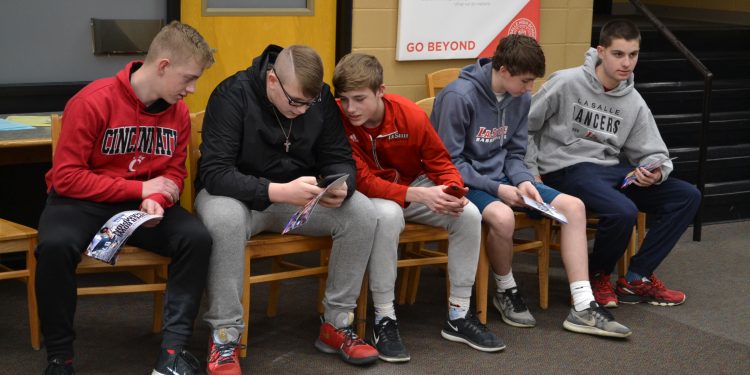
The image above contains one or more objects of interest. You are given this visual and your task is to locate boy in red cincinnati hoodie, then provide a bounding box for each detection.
[332,53,505,362]
[36,22,214,375]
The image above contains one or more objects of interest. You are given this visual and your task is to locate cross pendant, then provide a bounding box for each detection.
[284,140,291,152]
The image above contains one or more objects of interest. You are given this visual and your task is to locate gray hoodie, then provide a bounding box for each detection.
[525,48,672,182]
[431,58,535,196]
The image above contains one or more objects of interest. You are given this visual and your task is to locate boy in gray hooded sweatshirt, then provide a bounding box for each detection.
[526,19,701,308]
[433,34,631,339]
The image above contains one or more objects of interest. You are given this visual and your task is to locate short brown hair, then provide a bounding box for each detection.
[599,19,641,48]
[145,21,215,68]
[275,45,324,99]
[332,53,383,95]
[491,34,545,78]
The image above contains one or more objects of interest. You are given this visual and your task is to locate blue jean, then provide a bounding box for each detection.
[542,162,701,276]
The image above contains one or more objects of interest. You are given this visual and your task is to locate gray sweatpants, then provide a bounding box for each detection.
[369,176,481,305]
[195,189,376,331]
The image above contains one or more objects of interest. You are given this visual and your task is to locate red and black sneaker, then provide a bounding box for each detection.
[590,272,618,308]
[314,320,378,365]
[616,274,686,306]
[206,328,243,375]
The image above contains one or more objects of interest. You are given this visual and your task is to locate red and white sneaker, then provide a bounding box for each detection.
[616,274,686,306]
[314,316,378,366]
[206,328,242,375]
[590,272,619,308]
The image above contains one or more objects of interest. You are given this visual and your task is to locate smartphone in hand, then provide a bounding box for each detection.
[317,173,348,188]
[443,185,466,198]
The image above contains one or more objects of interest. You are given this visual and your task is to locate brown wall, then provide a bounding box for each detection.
[351,0,594,101]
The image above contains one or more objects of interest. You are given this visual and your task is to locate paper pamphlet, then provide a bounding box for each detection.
[282,174,349,234]
[620,157,678,189]
[519,194,568,224]
[85,210,162,265]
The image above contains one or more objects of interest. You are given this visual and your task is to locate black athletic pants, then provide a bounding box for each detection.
[35,192,212,360]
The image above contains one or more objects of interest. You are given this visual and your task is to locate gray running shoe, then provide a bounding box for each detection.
[493,287,536,327]
[563,301,632,338]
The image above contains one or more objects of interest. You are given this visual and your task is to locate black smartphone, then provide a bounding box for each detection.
[317,173,348,188]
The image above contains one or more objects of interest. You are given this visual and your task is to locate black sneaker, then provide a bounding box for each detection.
[152,347,202,375]
[441,312,506,352]
[44,357,74,375]
[371,317,410,363]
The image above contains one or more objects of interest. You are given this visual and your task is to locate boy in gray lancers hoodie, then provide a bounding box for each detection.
[526,19,701,308]
[433,34,631,339]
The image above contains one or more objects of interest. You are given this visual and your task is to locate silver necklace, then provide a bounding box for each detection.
[272,108,294,152]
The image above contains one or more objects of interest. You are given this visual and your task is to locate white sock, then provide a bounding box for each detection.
[448,296,471,320]
[494,270,517,293]
[374,302,396,324]
[570,280,595,312]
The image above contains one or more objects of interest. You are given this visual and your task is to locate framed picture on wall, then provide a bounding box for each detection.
[202,0,314,16]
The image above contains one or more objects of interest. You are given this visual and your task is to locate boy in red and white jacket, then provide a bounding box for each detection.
[333,53,505,362]
[36,21,214,375]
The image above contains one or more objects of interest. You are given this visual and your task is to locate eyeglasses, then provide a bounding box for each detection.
[272,67,321,108]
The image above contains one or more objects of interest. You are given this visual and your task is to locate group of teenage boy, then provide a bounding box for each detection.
[35,18,700,375]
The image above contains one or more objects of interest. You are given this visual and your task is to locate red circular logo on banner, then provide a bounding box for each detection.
[508,18,537,39]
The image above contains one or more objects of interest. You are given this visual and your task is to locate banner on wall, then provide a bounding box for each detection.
[396,0,540,61]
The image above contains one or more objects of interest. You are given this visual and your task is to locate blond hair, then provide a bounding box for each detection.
[332,53,383,95]
[275,45,323,99]
[145,21,215,68]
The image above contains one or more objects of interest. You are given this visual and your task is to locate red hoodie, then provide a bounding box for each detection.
[339,93,463,207]
[46,61,189,209]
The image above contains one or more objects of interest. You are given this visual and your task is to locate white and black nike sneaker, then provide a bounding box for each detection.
[441,312,506,352]
[371,317,410,363]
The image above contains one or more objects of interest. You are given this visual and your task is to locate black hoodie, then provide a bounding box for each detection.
[196,44,356,211]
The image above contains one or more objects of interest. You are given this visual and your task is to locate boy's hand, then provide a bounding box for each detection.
[140,199,164,227]
[408,186,466,216]
[269,176,323,206]
[319,182,348,208]
[497,184,523,207]
[633,166,662,187]
[142,176,179,203]
[518,181,543,202]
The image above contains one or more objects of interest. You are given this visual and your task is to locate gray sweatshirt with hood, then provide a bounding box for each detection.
[525,48,673,182]
[431,58,535,197]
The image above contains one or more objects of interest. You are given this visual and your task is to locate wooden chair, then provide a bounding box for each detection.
[0,218,40,349]
[28,115,173,348]
[415,97,436,117]
[426,68,462,97]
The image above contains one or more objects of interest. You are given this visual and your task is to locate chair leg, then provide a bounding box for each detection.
[475,225,489,324]
[240,251,251,358]
[406,264,422,305]
[266,257,283,317]
[26,237,41,350]
[396,266,412,305]
[636,212,647,249]
[356,276,368,338]
[317,249,330,315]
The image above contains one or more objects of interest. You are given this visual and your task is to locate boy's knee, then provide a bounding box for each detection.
[197,195,246,234]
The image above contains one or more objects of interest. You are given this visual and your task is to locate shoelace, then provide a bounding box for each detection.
[380,320,401,342]
[648,274,666,290]
[210,342,240,365]
[591,304,616,322]
[464,314,490,334]
[340,326,368,348]
[506,289,529,312]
